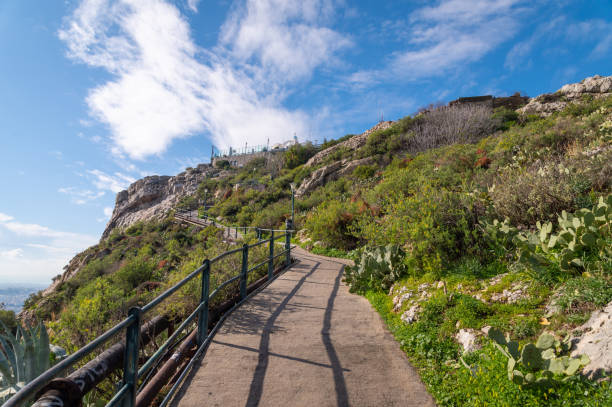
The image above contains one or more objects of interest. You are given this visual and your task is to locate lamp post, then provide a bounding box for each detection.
[203,188,208,218]
[290,183,295,229]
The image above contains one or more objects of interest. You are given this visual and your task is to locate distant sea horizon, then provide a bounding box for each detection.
[0,282,48,313]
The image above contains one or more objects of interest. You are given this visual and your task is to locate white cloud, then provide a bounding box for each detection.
[59,187,105,204]
[350,0,528,84]
[220,0,351,82]
[0,248,23,260]
[566,19,612,59]
[0,213,14,223]
[59,0,345,158]
[186,0,200,12]
[104,207,113,217]
[88,169,135,193]
[505,16,612,70]
[0,215,98,284]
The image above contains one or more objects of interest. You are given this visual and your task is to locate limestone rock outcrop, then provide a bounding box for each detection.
[304,121,394,168]
[571,300,612,380]
[295,157,375,197]
[102,164,218,239]
[519,75,612,116]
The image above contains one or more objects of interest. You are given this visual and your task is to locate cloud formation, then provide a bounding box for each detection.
[0,215,97,283]
[88,169,136,193]
[60,0,347,159]
[350,0,527,85]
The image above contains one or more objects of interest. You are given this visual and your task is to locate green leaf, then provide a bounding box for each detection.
[521,344,544,372]
[565,358,583,375]
[488,328,507,346]
[536,333,555,350]
[580,232,597,247]
[507,341,520,360]
[548,358,566,375]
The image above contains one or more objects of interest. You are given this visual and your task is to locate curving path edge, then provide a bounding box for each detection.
[171,247,435,407]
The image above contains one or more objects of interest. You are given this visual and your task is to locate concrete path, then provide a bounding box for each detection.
[172,247,435,407]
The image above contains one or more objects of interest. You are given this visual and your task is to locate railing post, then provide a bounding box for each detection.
[285,220,291,267]
[123,307,142,407]
[268,231,274,280]
[197,260,210,347]
[240,244,248,299]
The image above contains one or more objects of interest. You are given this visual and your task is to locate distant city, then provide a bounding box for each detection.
[0,284,46,312]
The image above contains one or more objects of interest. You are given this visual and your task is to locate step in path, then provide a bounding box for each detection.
[172,247,435,407]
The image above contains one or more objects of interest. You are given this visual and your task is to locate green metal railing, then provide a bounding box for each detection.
[4,222,294,407]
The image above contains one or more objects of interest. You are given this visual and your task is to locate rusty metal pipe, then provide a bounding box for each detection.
[32,316,170,407]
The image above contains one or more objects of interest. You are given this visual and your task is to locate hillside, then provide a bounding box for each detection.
[21,74,612,406]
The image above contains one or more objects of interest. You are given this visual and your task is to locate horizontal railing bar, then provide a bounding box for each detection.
[105,383,129,407]
[248,239,269,249]
[210,246,244,263]
[273,249,290,260]
[247,259,269,274]
[141,264,205,314]
[138,302,204,378]
[5,315,136,407]
[208,274,241,301]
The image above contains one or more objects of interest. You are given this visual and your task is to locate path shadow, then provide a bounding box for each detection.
[321,264,349,406]
[245,262,321,406]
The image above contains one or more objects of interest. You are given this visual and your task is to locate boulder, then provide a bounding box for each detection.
[519,75,612,116]
[456,329,481,353]
[401,305,420,324]
[571,300,612,380]
[295,157,374,197]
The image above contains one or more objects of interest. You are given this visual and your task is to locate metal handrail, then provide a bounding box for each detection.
[6,220,295,407]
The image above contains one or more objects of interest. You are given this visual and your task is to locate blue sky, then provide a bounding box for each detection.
[0,0,611,284]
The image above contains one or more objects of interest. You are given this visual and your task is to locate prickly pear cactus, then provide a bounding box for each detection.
[485,195,611,274]
[487,328,589,388]
[344,245,407,293]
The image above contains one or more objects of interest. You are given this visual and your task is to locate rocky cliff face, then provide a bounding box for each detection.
[519,75,612,115]
[102,164,218,239]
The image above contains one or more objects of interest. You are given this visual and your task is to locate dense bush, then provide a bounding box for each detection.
[283,142,318,169]
[305,199,361,250]
[355,186,481,277]
[406,104,497,153]
[344,245,407,293]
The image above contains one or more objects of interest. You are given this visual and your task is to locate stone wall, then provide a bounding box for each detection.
[212,151,270,168]
[449,93,529,110]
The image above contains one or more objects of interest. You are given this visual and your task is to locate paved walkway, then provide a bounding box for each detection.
[172,247,435,407]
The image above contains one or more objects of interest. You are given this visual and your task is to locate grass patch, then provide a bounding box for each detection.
[365,291,611,406]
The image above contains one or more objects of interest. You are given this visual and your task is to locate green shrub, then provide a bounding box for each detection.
[556,276,612,313]
[355,185,480,277]
[305,199,361,250]
[352,164,377,179]
[215,159,230,169]
[283,142,318,169]
[344,245,407,293]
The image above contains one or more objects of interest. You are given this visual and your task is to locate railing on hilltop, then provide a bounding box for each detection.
[175,209,291,240]
[211,141,322,159]
[3,222,295,407]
